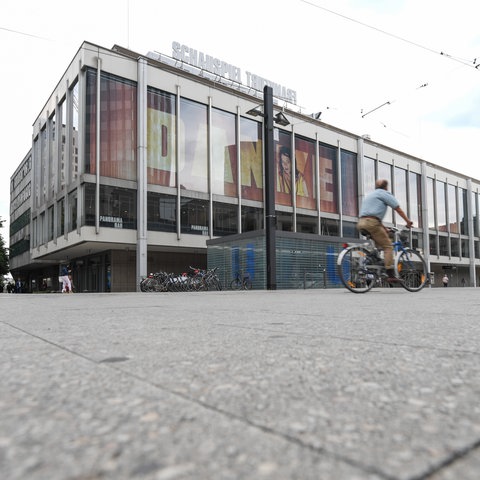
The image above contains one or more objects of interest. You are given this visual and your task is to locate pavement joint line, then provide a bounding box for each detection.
[215,323,480,356]
[3,319,397,480]
[407,437,480,480]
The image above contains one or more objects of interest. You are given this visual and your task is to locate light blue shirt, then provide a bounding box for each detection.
[359,188,399,220]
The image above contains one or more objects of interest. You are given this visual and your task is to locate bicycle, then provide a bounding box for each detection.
[337,226,429,293]
[230,271,253,290]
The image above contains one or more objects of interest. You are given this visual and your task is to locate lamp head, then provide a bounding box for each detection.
[246,106,264,117]
[274,111,290,126]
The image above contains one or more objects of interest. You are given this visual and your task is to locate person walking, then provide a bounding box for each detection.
[60,265,72,293]
[357,179,413,283]
[442,274,449,287]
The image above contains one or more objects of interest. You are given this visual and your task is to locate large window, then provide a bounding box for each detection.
[212,108,237,196]
[84,184,136,230]
[71,82,79,184]
[295,136,316,210]
[429,233,438,256]
[240,117,263,201]
[59,99,67,192]
[473,191,479,237]
[363,157,376,194]
[341,150,357,217]
[459,188,468,235]
[275,130,293,207]
[180,197,208,235]
[48,206,54,241]
[427,177,435,229]
[447,184,458,233]
[394,167,407,225]
[68,189,77,232]
[179,98,208,192]
[436,181,447,232]
[147,88,176,186]
[40,128,47,205]
[439,235,449,256]
[408,171,421,227]
[296,212,318,233]
[378,162,392,223]
[242,205,263,232]
[213,202,238,236]
[319,144,337,213]
[57,198,65,237]
[85,70,137,180]
[49,112,56,198]
[147,192,176,232]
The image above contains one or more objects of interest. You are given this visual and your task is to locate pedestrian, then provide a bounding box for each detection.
[357,179,413,283]
[60,265,72,293]
[442,274,449,287]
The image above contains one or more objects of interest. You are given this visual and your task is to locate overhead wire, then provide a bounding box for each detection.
[0,26,52,41]
[299,0,478,69]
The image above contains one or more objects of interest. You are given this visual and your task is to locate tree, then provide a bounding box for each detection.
[0,217,9,277]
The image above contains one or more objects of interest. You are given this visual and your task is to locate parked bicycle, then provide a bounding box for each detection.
[337,226,429,293]
[230,271,253,290]
[140,266,222,292]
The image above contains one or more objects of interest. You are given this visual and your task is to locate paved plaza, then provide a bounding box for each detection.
[1,287,480,479]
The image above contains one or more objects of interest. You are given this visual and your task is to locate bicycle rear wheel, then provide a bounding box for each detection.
[337,246,376,293]
[395,248,428,292]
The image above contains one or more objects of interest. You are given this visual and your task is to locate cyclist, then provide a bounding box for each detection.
[357,179,413,283]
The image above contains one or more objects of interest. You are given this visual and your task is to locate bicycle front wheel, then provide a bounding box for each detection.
[337,246,376,293]
[230,278,242,290]
[395,248,428,292]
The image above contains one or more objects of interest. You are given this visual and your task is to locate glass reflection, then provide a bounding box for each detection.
[179,98,208,192]
[240,117,263,201]
[147,88,176,187]
[212,108,237,196]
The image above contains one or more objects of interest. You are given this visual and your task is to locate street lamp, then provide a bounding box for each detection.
[245,88,291,290]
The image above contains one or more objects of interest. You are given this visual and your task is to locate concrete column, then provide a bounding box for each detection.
[136,57,148,290]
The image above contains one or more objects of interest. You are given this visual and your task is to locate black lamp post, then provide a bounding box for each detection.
[263,85,276,290]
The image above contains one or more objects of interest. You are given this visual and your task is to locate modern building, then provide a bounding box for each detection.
[9,41,480,292]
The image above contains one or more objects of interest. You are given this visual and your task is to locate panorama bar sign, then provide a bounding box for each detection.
[147,41,297,105]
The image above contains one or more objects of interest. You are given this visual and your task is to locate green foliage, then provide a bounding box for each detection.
[0,217,9,276]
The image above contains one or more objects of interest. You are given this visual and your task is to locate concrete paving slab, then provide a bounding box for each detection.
[1,288,479,479]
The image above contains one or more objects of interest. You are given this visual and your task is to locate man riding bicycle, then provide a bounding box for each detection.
[357,179,413,283]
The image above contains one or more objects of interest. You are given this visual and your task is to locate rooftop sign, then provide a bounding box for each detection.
[147,41,297,105]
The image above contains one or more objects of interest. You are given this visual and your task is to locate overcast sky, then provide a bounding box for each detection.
[2,0,480,243]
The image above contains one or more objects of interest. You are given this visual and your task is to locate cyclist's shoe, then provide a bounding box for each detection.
[386,269,402,283]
